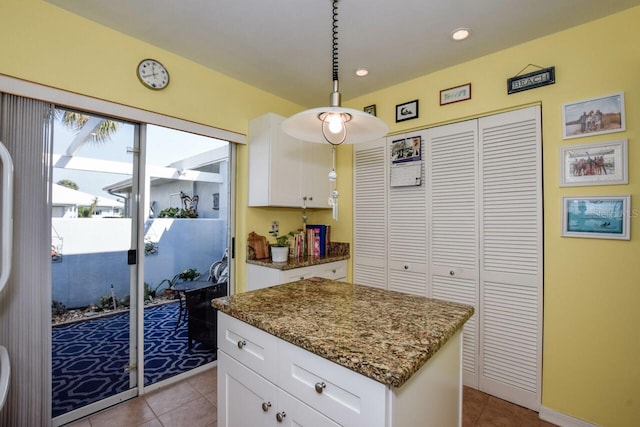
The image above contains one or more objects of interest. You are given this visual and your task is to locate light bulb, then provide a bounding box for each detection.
[326,113,344,134]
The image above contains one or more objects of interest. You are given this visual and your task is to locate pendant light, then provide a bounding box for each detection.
[281,0,388,145]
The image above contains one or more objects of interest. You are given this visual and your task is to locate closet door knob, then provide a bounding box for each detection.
[237,340,246,349]
[261,402,271,412]
[276,412,287,422]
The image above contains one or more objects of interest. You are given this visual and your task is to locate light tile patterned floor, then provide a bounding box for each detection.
[66,368,556,427]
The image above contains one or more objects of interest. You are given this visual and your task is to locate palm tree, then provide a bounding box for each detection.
[56,110,119,144]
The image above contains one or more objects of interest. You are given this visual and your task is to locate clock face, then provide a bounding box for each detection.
[137,59,170,90]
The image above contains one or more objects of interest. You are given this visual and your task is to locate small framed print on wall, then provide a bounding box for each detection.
[396,99,419,122]
[440,83,471,105]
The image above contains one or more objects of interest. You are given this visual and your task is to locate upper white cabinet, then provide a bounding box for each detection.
[248,113,332,208]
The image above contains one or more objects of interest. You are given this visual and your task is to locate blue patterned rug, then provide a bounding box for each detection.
[52,301,216,418]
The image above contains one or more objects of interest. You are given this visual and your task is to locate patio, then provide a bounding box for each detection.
[52,300,217,417]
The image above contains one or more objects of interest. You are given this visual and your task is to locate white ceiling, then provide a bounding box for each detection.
[47,0,640,107]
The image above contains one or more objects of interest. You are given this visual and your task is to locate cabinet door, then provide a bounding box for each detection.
[276,389,341,427]
[387,132,428,296]
[271,122,304,207]
[218,351,277,427]
[477,106,542,410]
[426,119,480,388]
[353,138,387,288]
[300,142,332,208]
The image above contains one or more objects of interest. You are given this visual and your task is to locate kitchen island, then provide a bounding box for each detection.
[212,278,474,426]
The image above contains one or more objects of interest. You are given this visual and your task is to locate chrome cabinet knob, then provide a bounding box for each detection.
[237,340,246,349]
[276,412,286,422]
[261,402,271,412]
[315,382,326,394]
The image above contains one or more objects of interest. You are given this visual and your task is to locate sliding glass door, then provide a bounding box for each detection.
[50,111,231,423]
[51,109,140,421]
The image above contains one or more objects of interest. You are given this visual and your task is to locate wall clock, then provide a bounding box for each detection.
[136,59,170,90]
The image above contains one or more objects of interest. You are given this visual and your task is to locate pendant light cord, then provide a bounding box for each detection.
[332,0,339,83]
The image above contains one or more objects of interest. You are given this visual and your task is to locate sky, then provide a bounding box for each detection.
[52,111,227,201]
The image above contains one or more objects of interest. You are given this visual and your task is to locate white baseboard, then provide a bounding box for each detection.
[539,406,599,427]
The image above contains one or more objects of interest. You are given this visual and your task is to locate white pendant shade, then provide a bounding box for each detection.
[282,106,388,144]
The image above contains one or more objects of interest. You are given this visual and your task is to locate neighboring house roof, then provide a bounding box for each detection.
[52,183,124,208]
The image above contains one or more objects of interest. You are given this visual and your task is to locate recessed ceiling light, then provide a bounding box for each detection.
[355,68,369,77]
[451,28,470,41]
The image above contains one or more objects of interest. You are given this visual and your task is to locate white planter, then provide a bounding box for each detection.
[270,246,289,263]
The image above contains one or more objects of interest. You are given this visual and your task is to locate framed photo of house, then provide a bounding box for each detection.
[562,92,625,139]
[562,195,630,240]
[396,99,419,122]
[440,83,471,105]
[560,140,628,187]
[364,104,377,116]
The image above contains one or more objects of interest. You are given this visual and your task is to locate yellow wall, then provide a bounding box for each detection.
[344,8,640,426]
[2,1,639,425]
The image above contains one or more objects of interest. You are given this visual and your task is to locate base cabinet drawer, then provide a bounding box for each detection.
[277,340,385,427]
[247,260,347,291]
[218,312,278,382]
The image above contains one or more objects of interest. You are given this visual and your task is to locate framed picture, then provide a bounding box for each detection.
[562,195,630,240]
[562,92,625,139]
[560,140,628,187]
[440,83,472,105]
[396,99,419,122]
[364,104,376,116]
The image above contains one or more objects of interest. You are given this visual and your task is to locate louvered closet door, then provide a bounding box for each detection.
[387,132,428,296]
[427,120,480,387]
[353,138,387,288]
[478,106,542,410]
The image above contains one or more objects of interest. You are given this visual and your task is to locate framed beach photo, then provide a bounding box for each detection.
[562,195,630,240]
[396,99,419,122]
[560,140,628,187]
[562,92,625,139]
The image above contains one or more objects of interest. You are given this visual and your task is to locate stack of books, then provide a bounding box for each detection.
[290,224,331,258]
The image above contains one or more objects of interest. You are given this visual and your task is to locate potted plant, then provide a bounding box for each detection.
[269,232,291,263]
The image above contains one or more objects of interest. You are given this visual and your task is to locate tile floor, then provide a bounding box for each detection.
[66,367,557,427]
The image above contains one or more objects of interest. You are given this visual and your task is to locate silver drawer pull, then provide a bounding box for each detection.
[315,382,326,394]
[261,402,271,412]
[276,412,286,422]
[237,340,247,349]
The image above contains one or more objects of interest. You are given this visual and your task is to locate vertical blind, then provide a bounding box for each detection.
[0,93,54,427]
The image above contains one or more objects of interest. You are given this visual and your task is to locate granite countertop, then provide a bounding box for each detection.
[245,254,349,270]
[212,278,474,388]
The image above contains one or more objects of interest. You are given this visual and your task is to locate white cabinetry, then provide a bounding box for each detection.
[246,260,347,291]
[353,106,543,411]
[353,134,427,296]
[248,113,332,208]
[218,312,463,427]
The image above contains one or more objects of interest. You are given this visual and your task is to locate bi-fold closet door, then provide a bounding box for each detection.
[353,106,542,411]
[428,105,542,411]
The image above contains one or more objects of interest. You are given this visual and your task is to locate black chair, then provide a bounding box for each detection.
[186,281,227,349]
[186,251,229,349]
